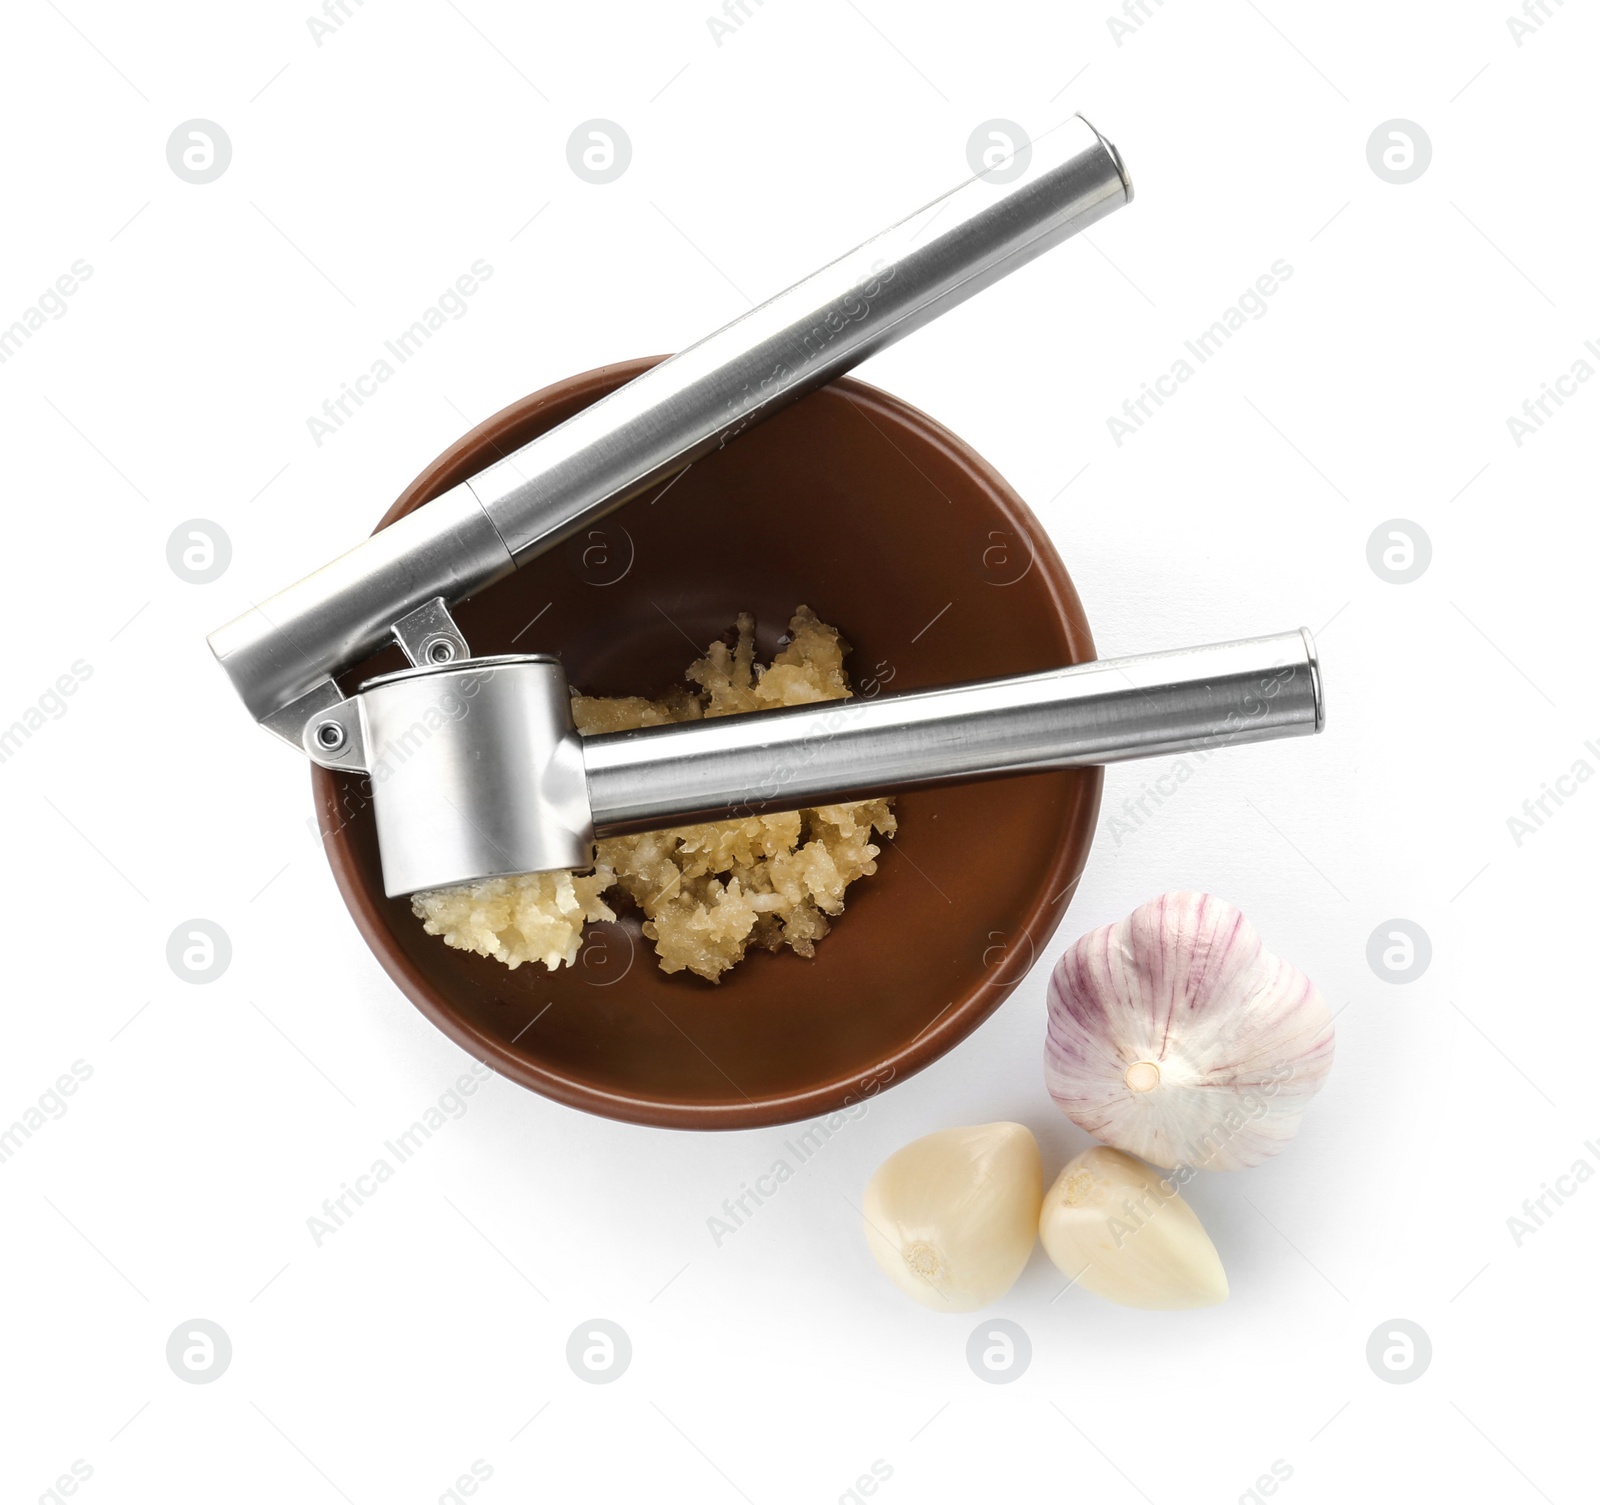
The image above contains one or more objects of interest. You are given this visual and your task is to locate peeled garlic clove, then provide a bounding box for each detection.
[862,1122,1042,1312]
[1044,892,1334,1170]
[1040,1146,1227,1309]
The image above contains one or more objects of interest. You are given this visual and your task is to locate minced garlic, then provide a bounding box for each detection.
[410,608,896,982]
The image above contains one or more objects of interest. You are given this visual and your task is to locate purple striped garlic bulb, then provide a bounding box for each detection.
[1044,893,1334,1171]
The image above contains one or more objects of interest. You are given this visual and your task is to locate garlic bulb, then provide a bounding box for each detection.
[1044,892,1334,1170]
[1039,1146,1227,1309]
[862,1123,1042,1312]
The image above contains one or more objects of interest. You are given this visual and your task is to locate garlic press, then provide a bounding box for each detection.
[208,117,1326,897]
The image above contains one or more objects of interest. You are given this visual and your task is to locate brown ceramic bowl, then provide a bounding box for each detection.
[313,358,1102,1129]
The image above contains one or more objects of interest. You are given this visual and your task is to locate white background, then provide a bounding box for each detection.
[2,1,1595,1501]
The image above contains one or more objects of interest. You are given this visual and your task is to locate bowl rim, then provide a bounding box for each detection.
[312,358,1102,1130]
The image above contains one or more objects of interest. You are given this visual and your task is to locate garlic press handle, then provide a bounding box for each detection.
[209,115,1132,748]
[584,630,1321,836]
[317,629,1320,898]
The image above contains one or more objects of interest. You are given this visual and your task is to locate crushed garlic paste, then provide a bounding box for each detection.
[411,608,896,982]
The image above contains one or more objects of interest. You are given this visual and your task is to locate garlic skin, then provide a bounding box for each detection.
[1039,1146,1227,1309]
[1044,892,1334,1171]
[862,1123,1042,1312]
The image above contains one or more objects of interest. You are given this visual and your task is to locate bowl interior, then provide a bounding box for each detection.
[315,358,1102,1128]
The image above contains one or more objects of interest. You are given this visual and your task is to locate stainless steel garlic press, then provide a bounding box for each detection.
[208,117,1327,897]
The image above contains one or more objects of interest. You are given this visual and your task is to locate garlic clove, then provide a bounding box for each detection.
[1044,892,1335,1170]
[1039,1146,1228,1310]
[862,1122,1042,1312]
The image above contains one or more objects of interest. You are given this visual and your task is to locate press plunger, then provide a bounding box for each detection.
[304,630,1322,898]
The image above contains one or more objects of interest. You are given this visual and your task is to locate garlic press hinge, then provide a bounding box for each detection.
[297,597,474,774]
[391,597,471,669]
